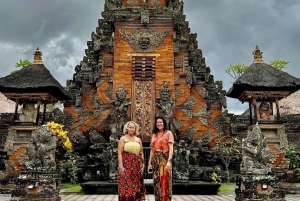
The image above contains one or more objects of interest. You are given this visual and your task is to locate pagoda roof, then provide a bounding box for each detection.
[0,48,70,101]
[226,46,300,99]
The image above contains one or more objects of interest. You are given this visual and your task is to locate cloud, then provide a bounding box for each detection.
[1,0,299,115]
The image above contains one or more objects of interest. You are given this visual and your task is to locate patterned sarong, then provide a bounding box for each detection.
[152,151,172,201]
[118,151,145,201]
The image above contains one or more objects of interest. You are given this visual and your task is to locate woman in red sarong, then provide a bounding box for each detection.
[118,121,145,201]
[148,116,174,201]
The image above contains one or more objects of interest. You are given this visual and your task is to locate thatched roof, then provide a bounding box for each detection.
[0,48,70,101]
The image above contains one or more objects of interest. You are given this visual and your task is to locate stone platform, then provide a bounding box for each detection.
[80,180,221,195]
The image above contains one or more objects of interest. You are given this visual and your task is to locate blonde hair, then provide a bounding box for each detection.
[123,121,140,136]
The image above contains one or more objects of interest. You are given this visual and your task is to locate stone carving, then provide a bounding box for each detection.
[240,124,273,174]
[127,0,138,6]
[19,103,37,123]
[104,58,113,67]
[174,59,183,68]
[156,83,182,141]
[209,115,223,133]
[141,9,149,24]
[16,152,27,165]
[104,0,123,11]
[103,86,131,138]
[181,126,197,144]
[89,128,108,149]
[193,105,212,126]
[200,131,215,148]
[104,84,113,101]
[25,125,56,173]
[150,0,162,7]
[108,136,119,182]
[257,102,274,121]
[175,86,183,100]
[173,140,189,183]
[119,28,171,52]
[194,86,207,98]
[177,96,198,119]
[68,129,89,151]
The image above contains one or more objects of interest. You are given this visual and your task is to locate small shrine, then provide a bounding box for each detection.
[227,46,300,200]
[0,48,70,196]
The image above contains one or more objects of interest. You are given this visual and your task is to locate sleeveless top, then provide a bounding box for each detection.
[124,141,140,155]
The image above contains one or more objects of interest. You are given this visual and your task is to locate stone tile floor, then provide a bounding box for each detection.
[1,184,298,201]
[0,193,299,201]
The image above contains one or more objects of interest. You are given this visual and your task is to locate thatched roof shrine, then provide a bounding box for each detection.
[0,48,70,102]
[226,46,300,101]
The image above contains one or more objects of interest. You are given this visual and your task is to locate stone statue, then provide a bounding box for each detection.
[19,103,37,123]
[257,102,274,121]
[156,83,180,141]
[26,125,56,172]
[240,124,272,174]
[173,140,189,182]
[103,86,131,138]
[108,136,119,182]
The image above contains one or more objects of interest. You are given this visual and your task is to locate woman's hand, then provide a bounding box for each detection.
[119,167,125,176]
[166,161,172,172]
[139,164,144,175]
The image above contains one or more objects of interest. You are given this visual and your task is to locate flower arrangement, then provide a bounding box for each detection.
[211,172,221,184]
[46,121,72,150]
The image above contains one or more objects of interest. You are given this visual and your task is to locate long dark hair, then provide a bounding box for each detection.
[153,116,167,134]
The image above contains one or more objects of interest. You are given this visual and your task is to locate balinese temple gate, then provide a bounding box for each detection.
[64,0,226,193]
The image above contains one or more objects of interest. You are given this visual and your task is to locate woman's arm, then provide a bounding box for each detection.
[148,149,154,172]
[118,137,125,169]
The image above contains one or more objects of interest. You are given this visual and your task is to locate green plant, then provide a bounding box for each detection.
[11,59,32,74]
[285,144,300,170]
[218,186,234,192]
[216,133,240,182]
[64,185,83,193]
[212,172,221,184]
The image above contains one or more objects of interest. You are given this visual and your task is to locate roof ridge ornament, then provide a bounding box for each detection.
[33,47,43,64]
[253,45,264,63]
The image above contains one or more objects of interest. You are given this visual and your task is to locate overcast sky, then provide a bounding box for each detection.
[1,0,300,114]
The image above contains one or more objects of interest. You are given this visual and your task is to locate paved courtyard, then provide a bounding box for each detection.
[0,194,299,201]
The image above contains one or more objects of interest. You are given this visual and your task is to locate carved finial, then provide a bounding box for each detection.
[160,82,172,97]
[253,45,264,63]
[33,47,43,64]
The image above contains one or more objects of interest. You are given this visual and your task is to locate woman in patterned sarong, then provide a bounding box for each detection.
[148,116,174,201]
[118,121,145,201]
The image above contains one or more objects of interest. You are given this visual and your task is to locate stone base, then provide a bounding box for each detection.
[80,180,220,195]
[16,195,61,201]
[235,174,286,201]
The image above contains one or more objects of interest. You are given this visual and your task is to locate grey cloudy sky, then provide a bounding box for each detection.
[1,0,300,114]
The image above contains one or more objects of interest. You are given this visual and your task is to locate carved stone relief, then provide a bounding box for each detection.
[107,71,114,82]
[127,0,138,6]
[174,73,180,85]
[209,115,223,133]
[177,96,198,119]
[105,84,113,101]
[181,126,198,143]
[193,105,212,126]
[141,9,149,24]
[16,152,27,165]
[104,58,113,67]
[119,28,171,52]
[200,131,215,147]
[175,86,183,100]
[174,59,183,68]
[149,0,162,7]
[194,86,207,99]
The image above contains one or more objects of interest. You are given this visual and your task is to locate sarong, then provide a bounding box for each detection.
[152,151,172,201]
[118,152,145,201]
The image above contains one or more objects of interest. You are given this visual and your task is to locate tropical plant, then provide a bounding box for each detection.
[216,133,240,182]
[285,144,300,170]
[11,59,32,74]
[46,121,73,150]
[211,172,221,184]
